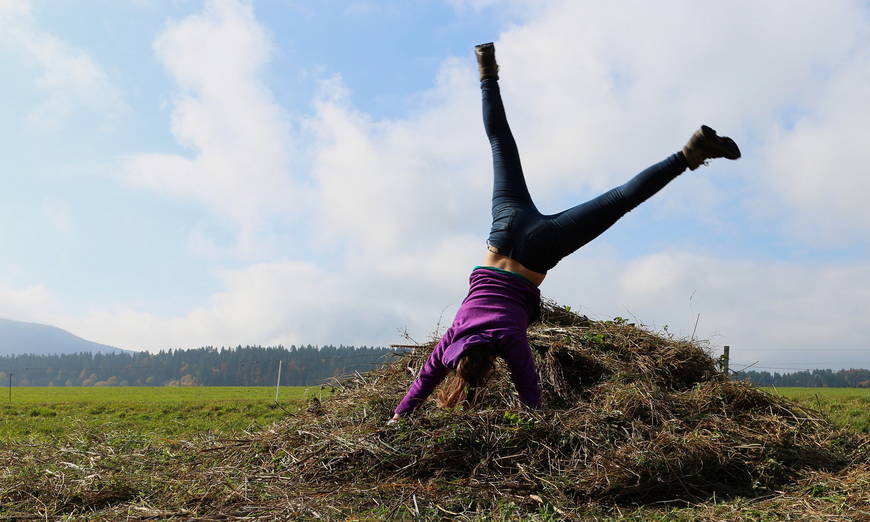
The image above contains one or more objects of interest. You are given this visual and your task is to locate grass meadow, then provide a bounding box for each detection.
[0,386,322,441]
[764,387,870,434]
[0,386,866,442]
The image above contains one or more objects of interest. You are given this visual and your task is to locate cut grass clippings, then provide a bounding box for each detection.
[1,302,867,519]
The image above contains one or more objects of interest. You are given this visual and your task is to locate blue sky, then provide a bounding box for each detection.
[1,0,869,371]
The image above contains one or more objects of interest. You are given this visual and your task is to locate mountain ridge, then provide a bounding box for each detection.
[0,317,128,355]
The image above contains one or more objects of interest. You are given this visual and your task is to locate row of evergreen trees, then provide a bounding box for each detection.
[0,345,401,387]
[734,368,870,387]
[2,346,867,387]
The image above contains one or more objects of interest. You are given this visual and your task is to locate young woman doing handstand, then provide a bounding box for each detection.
[390,43,740,423]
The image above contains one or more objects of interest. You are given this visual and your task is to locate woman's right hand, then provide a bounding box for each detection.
[386,413,401,425]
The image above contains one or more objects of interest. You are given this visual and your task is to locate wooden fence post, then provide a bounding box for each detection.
[275,360,282,402]
[721,346,730,375]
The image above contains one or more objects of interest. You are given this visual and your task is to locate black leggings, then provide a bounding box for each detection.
[483,79,688,273]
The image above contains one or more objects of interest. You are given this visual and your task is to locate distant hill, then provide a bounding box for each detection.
[0,318,127,355]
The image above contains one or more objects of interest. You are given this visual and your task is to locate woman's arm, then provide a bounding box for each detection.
[500,333,542,408]
[393,338,450,417]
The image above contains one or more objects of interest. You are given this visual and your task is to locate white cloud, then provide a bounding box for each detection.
[123,0,303,252]
[125,0,870,254]
[5,246,867,371]
[68,262,351,350]
[480,1,866,206]
[0,283,64,324]
[760,45,870,244]
[308,64,489,256]
[545,249,870,370]
[64,258,469,351]
[0,1,125,130]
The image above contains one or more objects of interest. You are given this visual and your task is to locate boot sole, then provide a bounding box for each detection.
[701,125,741,160]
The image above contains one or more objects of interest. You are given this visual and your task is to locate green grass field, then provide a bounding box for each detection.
[764,387,870,434]
[1,386,866,443]
[0,386,322,441]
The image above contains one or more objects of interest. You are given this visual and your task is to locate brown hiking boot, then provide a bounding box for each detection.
[682,125,741,170]
[475,42,499,81]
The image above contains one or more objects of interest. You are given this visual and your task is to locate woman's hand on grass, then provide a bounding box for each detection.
[386,413,401,425]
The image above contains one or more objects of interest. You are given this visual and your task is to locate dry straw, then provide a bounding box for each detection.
[1,301,867,519]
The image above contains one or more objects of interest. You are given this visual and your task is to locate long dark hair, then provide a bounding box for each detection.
[436,344,495,409]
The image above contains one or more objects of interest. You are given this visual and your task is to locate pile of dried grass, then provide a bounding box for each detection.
[231,301,866,511]
[1,301,867,519]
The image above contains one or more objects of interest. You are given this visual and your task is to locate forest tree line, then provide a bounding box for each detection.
[1,346,868,387]
[0,345,402,387]
[734,368,870,388]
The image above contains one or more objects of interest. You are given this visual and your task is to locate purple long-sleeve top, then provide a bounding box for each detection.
[394,266,542,417]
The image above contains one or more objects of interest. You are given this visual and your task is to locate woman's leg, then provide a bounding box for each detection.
[542,152,689,265]
[482,79,538,253]
[482,79,535,213]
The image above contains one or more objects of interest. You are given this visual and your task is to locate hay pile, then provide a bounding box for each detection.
[1,301,867,519]
[228,301,867,515]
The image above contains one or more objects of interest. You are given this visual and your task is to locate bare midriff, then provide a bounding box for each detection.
[483,248,546,287]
